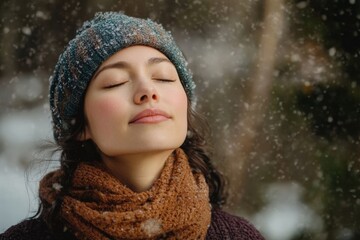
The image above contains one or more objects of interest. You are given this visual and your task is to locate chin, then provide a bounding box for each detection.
[133,142,183,152]
[133,132,186,149]
[98,133,187,156]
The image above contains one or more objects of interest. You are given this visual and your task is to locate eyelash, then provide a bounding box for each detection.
[104,78,175,88]
[104,82,127,89]
[155,78,175,82]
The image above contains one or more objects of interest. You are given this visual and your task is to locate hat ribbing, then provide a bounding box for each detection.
[49,12,195,142]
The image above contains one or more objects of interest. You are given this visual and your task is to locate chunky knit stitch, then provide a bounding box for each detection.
[206,209,265,240]
[50,12,195,142]
[39,148,211,239]
[1,208,265,240]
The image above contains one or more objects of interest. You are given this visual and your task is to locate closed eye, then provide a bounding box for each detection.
[154,78,176,82]
[104,82,127,89]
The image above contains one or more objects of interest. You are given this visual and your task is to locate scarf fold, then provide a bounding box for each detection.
[40,148,211,239]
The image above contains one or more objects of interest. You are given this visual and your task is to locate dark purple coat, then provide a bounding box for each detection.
[1,208,265,240]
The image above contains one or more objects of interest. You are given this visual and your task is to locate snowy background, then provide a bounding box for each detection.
[1,0,360,239]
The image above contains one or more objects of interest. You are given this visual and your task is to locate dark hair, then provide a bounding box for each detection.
[182,106,227,206]
[36,80,226,236]
[35,100,226,232]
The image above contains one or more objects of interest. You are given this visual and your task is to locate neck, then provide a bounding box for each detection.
[101,150,174,192]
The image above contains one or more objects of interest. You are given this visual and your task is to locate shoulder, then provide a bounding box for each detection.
[0,218,54,240]
[207,208,265,240]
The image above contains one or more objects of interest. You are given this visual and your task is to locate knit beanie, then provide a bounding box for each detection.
[49,12,195,143]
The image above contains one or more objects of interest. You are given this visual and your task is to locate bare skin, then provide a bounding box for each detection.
[82,46,188,192]
[101,150,173,192]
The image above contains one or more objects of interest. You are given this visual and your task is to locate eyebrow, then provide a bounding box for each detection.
[92,57,172,80]
[148,57,172,65]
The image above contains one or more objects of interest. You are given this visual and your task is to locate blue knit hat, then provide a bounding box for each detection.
[49,12,195,143]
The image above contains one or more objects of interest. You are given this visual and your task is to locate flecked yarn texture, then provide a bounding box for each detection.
[39,148,211,239]
[49,12,195,142]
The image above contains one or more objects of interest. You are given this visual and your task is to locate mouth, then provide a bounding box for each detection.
[129,108,171,124]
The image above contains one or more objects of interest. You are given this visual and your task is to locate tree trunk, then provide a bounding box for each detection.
[226,0,285,212]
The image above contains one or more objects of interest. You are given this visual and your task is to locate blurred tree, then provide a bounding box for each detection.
[285,0,360,237]
[226,0,285,211]
[1,0,360,238]
[297,85,360,139]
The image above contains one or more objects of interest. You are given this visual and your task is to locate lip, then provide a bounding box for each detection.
[129,108,171,124]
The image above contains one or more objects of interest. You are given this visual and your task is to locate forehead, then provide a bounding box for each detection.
[90,45,178,81]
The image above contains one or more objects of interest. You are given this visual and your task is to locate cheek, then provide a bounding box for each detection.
[177,89,188,111]
[176,91,189,142]
[88,98,114,119]
[85,95,126,131]
[178,93,188,118]
[168,88,188,124]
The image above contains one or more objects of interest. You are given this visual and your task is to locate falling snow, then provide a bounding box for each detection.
[1,1,359,239]
[141,218,162,236]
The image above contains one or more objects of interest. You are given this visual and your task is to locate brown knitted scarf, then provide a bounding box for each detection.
[39,148,211,239]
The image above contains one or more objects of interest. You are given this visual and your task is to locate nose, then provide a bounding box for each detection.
[133,82,159,105]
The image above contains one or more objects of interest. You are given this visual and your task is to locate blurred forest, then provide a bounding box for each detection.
[0,0,360,239]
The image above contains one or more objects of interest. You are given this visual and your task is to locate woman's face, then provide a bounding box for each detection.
[82,45,188,158]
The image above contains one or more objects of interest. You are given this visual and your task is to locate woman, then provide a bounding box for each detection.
[0,12,264,240]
